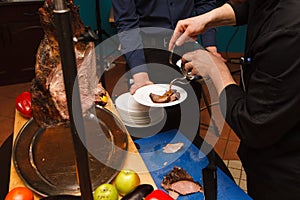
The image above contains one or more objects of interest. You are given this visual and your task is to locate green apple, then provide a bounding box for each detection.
[114,169,141,196]
[93,183,119,200]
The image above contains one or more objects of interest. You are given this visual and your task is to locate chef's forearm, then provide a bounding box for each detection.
[205,3,237,28]
[208,60,237,96]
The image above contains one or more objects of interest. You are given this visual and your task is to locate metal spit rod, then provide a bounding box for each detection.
[53,0,93,199]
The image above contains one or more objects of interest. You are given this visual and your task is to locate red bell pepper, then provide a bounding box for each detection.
[145,189,174,200]
[15,91,32,118]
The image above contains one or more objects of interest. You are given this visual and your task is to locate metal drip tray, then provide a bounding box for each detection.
[13,106,128,197]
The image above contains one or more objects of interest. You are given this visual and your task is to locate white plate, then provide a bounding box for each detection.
[122,111,165,128]
[115,92,166,127]
[133,84,187,107]
[115,92,150,112]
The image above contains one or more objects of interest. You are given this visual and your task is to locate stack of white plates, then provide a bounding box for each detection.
[115,92,165,127]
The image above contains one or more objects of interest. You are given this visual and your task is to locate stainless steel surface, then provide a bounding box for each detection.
[13,106,128,197]
[168,44,196,90]
[168,41,206,90]
[168,76,189,90]
[168,45,176,66]
[168,58,194,90]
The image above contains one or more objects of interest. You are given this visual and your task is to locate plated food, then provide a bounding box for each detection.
[133,84,187,107]
[149,89,180,104]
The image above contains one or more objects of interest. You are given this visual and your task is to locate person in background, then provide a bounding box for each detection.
[112,0,224,95]
[169,1,300,199]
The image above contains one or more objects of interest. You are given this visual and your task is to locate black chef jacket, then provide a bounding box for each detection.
[219,1,300,199]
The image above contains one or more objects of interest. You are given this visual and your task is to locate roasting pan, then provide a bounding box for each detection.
[12,106,128,197]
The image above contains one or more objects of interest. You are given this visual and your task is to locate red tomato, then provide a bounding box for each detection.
[15,92,32,118]
[5,187,34,200]
[145,189,174,200]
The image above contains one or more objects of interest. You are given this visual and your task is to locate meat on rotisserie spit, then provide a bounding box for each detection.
[31,0,106,127]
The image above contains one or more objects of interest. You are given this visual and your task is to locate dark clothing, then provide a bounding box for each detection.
[112,0,216,74]
[220,1,300,199]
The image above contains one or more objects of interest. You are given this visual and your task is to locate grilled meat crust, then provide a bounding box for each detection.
[161,166,194,189]
[31,0,105,127]
[161,166,203,199]
[149,89,180,103]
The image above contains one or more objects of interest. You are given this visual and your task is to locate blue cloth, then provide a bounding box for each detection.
[112,0,217,73]
[134,129,252,200]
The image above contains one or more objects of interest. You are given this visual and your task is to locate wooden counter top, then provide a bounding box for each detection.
[9,97,156,199]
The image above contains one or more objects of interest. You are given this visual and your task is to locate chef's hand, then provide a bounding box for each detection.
[182,49,236,95]
[169,15,208,50]
[169,3,236,50]
[206,46,227,62]
[182,49,214,78]
[130,72,153,95]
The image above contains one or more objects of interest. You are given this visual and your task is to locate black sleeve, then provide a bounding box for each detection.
[219,29,300,149]
[227,1,249,25]
[218,0,300,149]
[219,0,300,151]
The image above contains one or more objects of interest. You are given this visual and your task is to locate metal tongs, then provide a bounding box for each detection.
[168,45,197,90]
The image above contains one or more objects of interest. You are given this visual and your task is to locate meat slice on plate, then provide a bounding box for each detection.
[150,89,180,103]
[31,0,106,127]
[161,166,203,199]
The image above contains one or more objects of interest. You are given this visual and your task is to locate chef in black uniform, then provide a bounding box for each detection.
[169,1,300,199]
